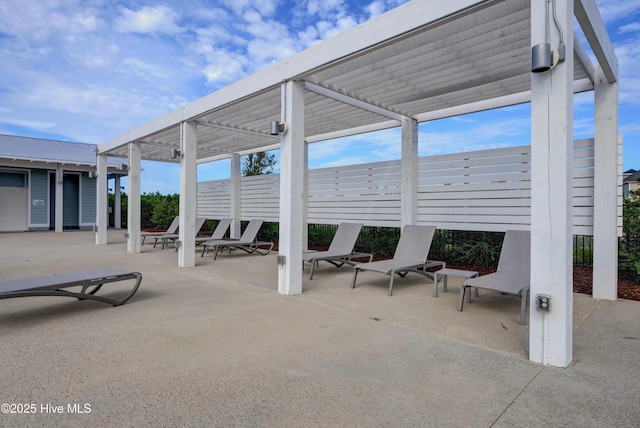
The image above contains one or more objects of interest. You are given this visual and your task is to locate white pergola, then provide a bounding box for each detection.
[96,0,618,367]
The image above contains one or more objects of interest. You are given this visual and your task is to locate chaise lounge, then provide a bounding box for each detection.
[302,222,372,280]
[154,217,207,249]
[458,230,531,325]
[200,219,273,259]
[141,216,179,245]
[351,225,444,296]
[0,269,143,307]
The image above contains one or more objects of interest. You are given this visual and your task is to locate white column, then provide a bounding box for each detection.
[303,142,309,250]
[178,121,198,268]
[55,164,64,233]
[230,153,242,239]
[127,142,142,254]
[401,117,418,227]
[529,0,574,367]
[114,175,122,230]
[592,64,619,300]
[95,154,108,244]
[278,80,305,296]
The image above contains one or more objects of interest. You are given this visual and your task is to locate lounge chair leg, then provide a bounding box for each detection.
[388,270,396,296]
[458,286,466,312]
[310,261,317,280]
[351,269,359,289]
[519,291,528,325]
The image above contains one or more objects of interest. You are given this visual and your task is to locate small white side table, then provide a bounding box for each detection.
[433,268,479,298]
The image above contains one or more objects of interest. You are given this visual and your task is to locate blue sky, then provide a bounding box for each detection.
[1,0,638,194]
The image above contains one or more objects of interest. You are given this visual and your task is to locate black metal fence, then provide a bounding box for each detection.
[307,224,595,268]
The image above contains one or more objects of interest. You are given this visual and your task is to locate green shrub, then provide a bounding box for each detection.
[620,189,640,281]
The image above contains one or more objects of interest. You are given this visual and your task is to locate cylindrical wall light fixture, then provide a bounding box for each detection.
[531,42,551,73]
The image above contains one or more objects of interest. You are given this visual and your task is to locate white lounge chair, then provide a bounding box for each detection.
[155,217,207,249]
[351,225,444,296]
[458,230,531,325]
[302,223,372,280]
[200,219,273,259]
[141,216,179,245]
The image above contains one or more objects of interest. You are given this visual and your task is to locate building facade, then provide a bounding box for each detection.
[0,134,125,232]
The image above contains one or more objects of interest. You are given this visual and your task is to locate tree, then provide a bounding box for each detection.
[620,189,640,280]
[241,151,279,241]
[242,152,277,176]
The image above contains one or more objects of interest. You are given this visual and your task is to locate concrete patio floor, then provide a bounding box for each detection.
[0,230,638,427]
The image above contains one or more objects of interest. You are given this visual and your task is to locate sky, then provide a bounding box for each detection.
[1,0,638,194]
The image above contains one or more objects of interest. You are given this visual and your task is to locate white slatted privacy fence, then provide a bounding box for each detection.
[308,160,401,226]
[241,174,280,221]
[197,139,622,234]
[197,179,231,219]
[417,145,531,232]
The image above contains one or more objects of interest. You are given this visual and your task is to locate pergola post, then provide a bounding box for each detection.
[401,117,418,227]
[178,121,198,268]
[127,142,142,254]
[55,164,64,233]
[95,154,108,244]
[114,175,122,229]
[592,64,619,300]
[230,153,242,239]
[303,142,309,250]
[529,0,574,367]
[278,80,305,296]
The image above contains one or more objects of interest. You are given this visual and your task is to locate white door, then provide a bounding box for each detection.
[0,172,28,232]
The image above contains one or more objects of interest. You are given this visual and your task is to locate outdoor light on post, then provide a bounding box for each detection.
[531,43,552,73]
[531,0,565,73]
[88,171,98,178]
[531,43,561,73]
[170,148,183,159]
[269,120,287,136]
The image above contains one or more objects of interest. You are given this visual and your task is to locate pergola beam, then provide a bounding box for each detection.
[195,120,279,140]
[574,0,618,83]
[573,31,595,83]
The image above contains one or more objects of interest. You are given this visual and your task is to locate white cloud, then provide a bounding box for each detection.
[218,0,279,17]
[595,0,640,23]
[365,0,408,19]
[365,1,387,18]
[201,49,249,84]
[613,36,640,105]
[619,22,640,34]
[114,5,183,35]
[620,121,640,136]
